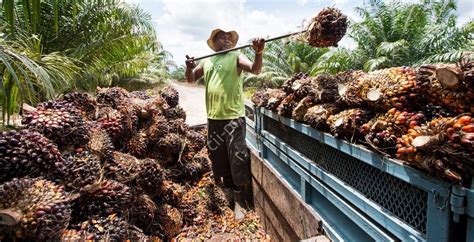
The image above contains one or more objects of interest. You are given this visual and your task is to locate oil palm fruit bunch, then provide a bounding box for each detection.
[421,104,454,120]
[277,93,300,118]
[62,150,102,191]
[157,133,184,163]
[185,129,207,153]
[281,72,308,94]
[169,118,189,135]
[291,77,314,99]
[106,151,143,184]
[155,204,183,239]
[143,97,167,118]
[442,114,474,160]
[135,159,166,197]
[311,73,340,103]
[251,89,270,107]
[96,87,131,109]
[305,7,347,47]
[336,70,367,107]
[157,180,185,206]
[75,214,129,241]
[303,103,339,131]
[22,101,90,147]
[86,127,115,162]
[130,90,153,100]
[127,194,157,234]
[58,92,97,120]
[164,106,187,120]
[96,108,125,140]
[327,108,372,140]
[160,86,180,108]
[125,130,149,158]
[0,130,65,183]
[361,109,426,155]
[266,88,288,111]
[0,178,72,240]
[73,180,132,219]
[205,183,230,214]
[147,115,171,145]
[292,96,316,122]
[417,63,474,114]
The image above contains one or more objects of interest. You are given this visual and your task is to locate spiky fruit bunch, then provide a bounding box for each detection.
[421,104,454,120]
[135,159,166,197]
[160,86,180,108]
[143,97,167,118]
[125,130,149,158]
[22,101,90,147]
[303,104,339,131]
[157,133,184,161]
[185,129,207,153]
[158,180,185,206]
[127,194,157,233]
[155,204,183,238]
[336,71,367,107]
[164,106,186,120]
[205,183,230,214]
[281,72,308,94]
[290,77,314,99]
[277,94,299,118]
[106,151,143,184]
[417,64,474,114]
[96,87,131,108]
[311,73,340,103]
[292,96,316,122]
[76,214,129,241]
[147,115,171,145]
[73,180,132,218]
[327,108,372,139]
[58,92,97,119]
[130,90,153,100]
[265,89,287,111]
[443,115,474,160]
[0,130,65,182]
[169,118,189,135]
[86,127,115,162]
[63,151,102,190]
[96,108,124,140]
[0,178,72,240]
[306,7,347,47]
[360,109,424,154]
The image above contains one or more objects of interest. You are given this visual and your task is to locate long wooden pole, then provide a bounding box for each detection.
[190,30,306,61]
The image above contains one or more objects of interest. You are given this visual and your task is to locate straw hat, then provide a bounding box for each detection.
[207,28,239,51]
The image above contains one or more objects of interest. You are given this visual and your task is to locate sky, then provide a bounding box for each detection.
[124,0,473,66]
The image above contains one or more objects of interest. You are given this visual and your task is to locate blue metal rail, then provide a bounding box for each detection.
[243,102,471,242]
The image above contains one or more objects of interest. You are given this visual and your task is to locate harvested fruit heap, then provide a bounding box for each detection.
[0,86,268,241]
[252,59,474,185]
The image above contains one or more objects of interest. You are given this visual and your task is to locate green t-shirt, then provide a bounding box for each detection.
[201,51,245,120]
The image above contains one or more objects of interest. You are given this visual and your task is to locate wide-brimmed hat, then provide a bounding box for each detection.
[207,28,239,51]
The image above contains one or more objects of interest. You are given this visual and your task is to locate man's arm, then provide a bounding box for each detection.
[238,37,265,75]
[185,55,204,83]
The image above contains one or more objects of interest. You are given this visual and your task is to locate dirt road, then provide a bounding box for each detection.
[169,81,207,126]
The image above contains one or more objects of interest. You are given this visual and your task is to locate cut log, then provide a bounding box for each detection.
[367,89,381,102]
[0,209,22,226]
[436,66,462,89]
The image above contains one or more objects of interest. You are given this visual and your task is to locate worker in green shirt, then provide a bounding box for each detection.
[185,28,264,220]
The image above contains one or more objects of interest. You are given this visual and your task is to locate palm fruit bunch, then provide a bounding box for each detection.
[327,108,372,140]
[169,118,189,135]
[292,96,316,122]
[147,115,171,145]
[277,93,299,118]
[417,61,474,114]
[290,77,314,99]
[311,73,340,103]
[421,104,454,120]
[74,214,129,241]
[135,159,166,197]
[205,183,230,214]
[96,87,131,109]
[303,103,339,131]
[0,130,65,183]
[441,115,474,160]
[125,130,149,158]
[57,92,97,120]
[96,113,124,141]
[130,90,153,100]
[127,194,156,234]
[86,127,115,162]
[336,70,367,107]
[0,178,72,240]
[281,72,308,94]
[160,86,180,108]
[360,108,426,155]
[72,180,132,219]
[106,151,143,184]
[157,180,186,206]
[265,89,287,111]
[157,133,184,163]
[164,106,187,120]
[21,101,90,147]
[62,151,102,191]
[305,7,347,47]
[155,204,183,238]
[185,129,207,153]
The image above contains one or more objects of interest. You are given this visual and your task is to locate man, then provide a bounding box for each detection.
[185,29,264,220]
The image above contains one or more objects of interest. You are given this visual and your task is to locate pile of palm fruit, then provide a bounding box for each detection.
[0,86,268,241]
[252,59,473,185]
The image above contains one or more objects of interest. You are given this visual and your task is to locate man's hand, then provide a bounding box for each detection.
[252,37,265,54]
[185,55,196,69]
